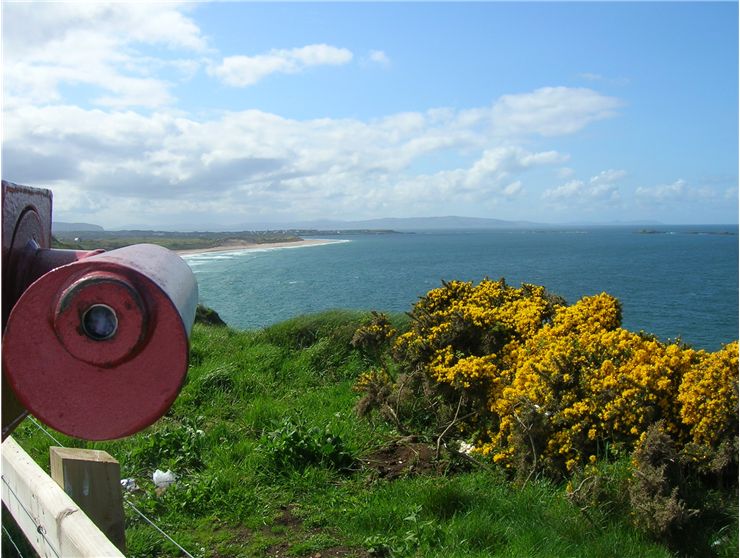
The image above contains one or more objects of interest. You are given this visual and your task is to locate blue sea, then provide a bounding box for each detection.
[183,226,738,351]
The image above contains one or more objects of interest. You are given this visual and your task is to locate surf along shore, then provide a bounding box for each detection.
[176,238,342,256]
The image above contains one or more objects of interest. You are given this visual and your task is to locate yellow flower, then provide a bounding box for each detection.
[363,278,738,476]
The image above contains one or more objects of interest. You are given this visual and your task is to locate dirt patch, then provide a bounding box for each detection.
[265,544,367,557]
[208,506,369,557]
[361,440,441,480]
[263,507,369,557]
[272,506,303,529]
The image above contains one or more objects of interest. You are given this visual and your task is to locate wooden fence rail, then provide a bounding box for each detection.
[1,437,124,557]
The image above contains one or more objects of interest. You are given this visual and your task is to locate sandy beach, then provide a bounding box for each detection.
[176,238,341,256]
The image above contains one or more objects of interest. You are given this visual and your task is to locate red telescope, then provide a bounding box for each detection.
[2,181,198,440]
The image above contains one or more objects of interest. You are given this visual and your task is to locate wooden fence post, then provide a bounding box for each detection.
[49,447,127,553]
[2,437,124,557]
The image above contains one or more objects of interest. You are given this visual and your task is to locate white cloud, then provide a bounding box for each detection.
[368,50,391,66]
[578,72,630,86]
[2,3,208,108]
[543,169,624,205]
[590,169,627,185]
[2,96,576,224]
[579,72,604,82]
[465,147,565,188]
[368,147,564,212]
[491,87,621,136]
[557,167,576,179]
[635,179,720,204]
[3,3,207,57]
[291,44,352,66]
[208,44,353,87]
[2,2,625,228]
[635,179,687,201]
[543,180,586,201]
[502,181,523,197]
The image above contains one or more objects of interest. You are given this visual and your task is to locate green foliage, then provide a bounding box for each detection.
[161,472,227,515]
[193,364,235,394]
[348,473,669,558]
[628,422,739,556]
[51,229,302,251]
[352,279,738,552]
[125,524,174,558]
[127,417,206,473]
[259,417,355,473]
[363,504,441,557]
[358,278,738,477]
[351,311,398,360]
[10,311,734,558]
[566,455,633,527]
[288,532,342,555]
[194,304,227,327]
[260,309,367,350]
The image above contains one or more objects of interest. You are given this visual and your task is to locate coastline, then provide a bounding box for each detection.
[176,238,342,257]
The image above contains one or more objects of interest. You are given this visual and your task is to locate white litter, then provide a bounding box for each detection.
[120,478,139,492]
[152,469,176,489]
[458,441,475,455]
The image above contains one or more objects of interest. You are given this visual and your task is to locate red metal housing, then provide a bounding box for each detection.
[2,181,198,440]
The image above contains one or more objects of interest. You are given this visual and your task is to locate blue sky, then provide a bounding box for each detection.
[2,2,737,228]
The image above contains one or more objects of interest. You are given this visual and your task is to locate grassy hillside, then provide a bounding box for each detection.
[8,311,735,557]
[50,230,302,251]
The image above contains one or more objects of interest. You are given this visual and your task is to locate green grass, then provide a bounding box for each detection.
[9,311,733,557]
[51,230,303,251]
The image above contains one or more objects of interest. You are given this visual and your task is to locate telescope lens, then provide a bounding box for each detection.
[82,304,118,341]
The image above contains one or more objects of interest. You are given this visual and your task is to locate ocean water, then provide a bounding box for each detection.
[183,226,738,351]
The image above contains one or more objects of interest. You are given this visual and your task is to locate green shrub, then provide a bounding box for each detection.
[163,471,226,515]
[362,504,441,557]
[260,310,367,350]
[194,364,236,394]
[629,422,739,556]
[194,304,227,327]
[128,417,206,473]
[629,423,694,541]
[351,311,397,361]
[258,417,354,473]
[12,312,732,558]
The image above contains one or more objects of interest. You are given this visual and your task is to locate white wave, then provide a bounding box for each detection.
[182,238,351,261]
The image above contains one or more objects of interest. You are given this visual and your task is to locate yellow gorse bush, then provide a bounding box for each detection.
[678,341,738,448]
[374,279,738,477]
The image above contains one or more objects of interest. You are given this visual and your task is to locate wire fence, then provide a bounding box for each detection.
[2,521,28,558]
[2,473,61,558]
[5,418,196,558]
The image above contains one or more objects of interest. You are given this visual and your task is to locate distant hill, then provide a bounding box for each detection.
[345,216,544,230]
[52,222,104,232]
[55,216,675,234]
[231,216,546,231]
